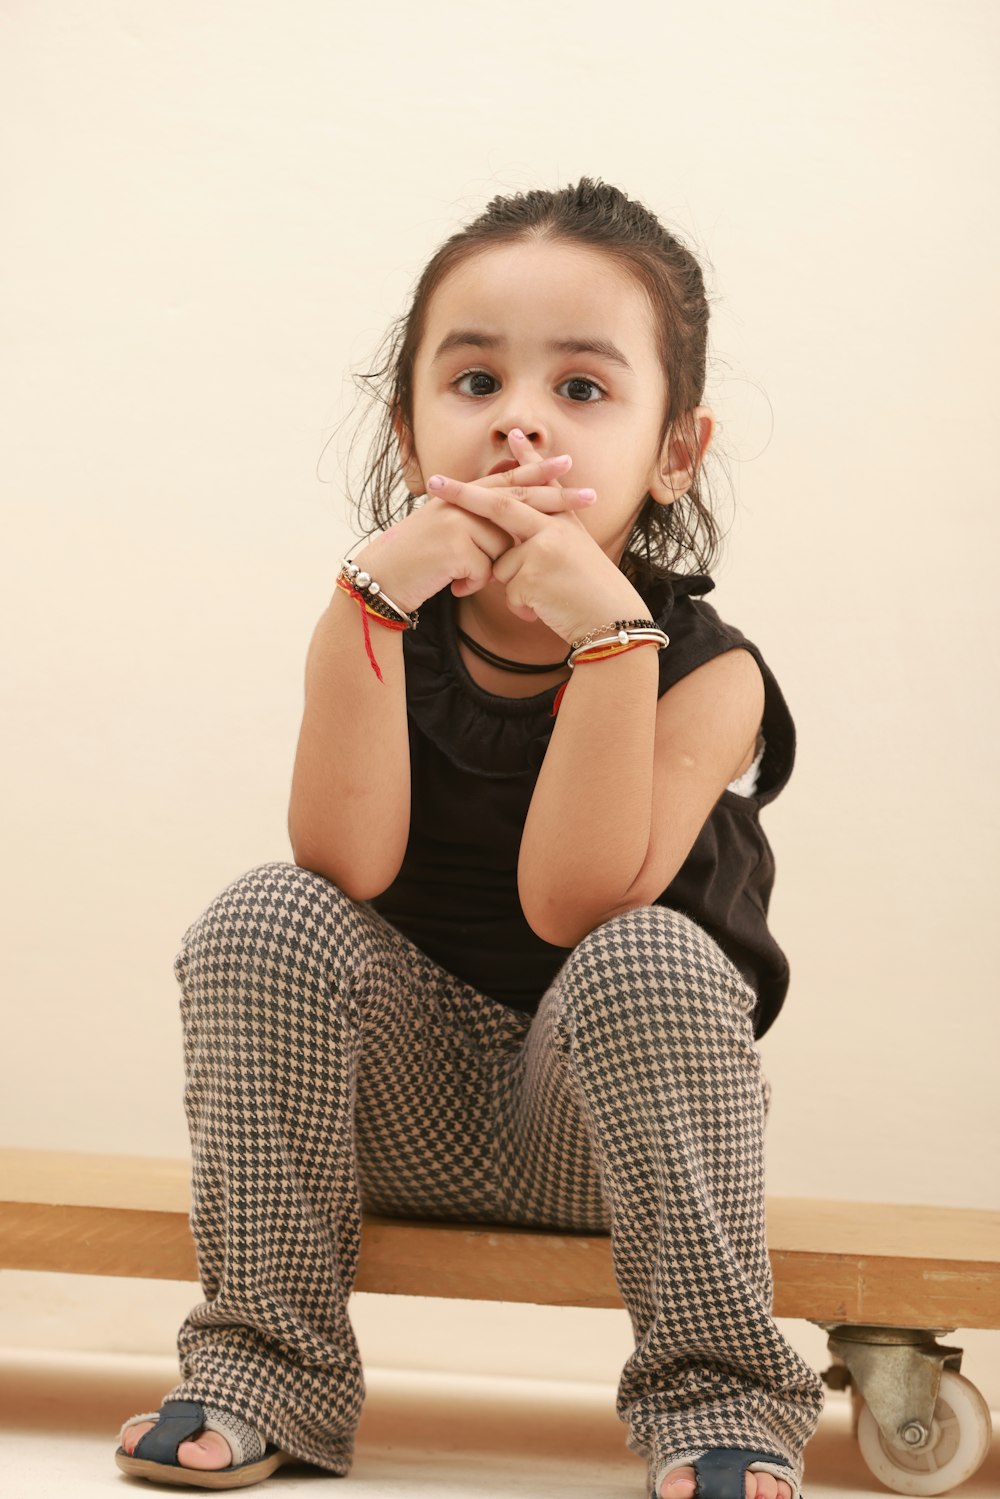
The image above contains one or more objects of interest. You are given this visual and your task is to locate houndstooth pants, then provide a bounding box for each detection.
[163,861,824,1490]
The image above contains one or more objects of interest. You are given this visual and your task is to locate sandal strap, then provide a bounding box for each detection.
[130,1400,265,1469]
[651,1447,801,1499]
[132,1401,207,1465]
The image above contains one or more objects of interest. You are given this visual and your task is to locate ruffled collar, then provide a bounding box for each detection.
[403,569,714,780]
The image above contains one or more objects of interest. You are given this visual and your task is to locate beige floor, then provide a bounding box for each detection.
[2,1349,998,1497]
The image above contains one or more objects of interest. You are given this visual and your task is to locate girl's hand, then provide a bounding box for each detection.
[473,435,595,513]
[347,443,596,614]
[428,455,648,645]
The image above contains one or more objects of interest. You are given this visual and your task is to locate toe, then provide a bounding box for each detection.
[176,1431,233,1470]
[746,1475,788,1499]
[660,1467,696,1497]
[120,1420,154,1455]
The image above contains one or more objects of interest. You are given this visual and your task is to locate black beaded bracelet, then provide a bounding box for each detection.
[569,617,656,652]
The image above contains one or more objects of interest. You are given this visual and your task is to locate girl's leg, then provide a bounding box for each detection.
[151,860,523,1472]
[492,905,825,1496]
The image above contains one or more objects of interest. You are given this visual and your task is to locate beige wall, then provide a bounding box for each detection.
[3,3,998,1402]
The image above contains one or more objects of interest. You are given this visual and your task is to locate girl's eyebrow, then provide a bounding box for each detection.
[431,329,635,375]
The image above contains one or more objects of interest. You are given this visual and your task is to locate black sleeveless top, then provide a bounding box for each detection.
[369,565,796,1040]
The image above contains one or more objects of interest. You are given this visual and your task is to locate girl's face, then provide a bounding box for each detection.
[400,239,712,564]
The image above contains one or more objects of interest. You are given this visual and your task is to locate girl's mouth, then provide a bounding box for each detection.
[487,459,519,475]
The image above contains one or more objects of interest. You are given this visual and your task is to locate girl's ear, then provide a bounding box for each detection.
[648,406,715,506]
[392,405,425,494]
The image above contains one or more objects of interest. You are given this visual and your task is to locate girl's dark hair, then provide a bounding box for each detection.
[344,177,722,579]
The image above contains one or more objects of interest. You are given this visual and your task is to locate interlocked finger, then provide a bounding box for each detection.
[477,460,594,514]
[429,473,594,542]
[478,452,571,490]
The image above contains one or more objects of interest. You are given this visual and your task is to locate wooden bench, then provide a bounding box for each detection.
[3,1148,999,1492]
[2,1147,998,1325]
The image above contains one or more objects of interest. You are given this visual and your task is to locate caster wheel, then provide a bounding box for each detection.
[856,1369,992,1495]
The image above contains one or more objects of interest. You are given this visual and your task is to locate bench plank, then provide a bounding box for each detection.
[3,1149,998,1325]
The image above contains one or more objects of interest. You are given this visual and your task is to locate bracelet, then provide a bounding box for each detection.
[336,558,419,683]
[338,560,419,630]
[569,617,656,652]
[335,575,410,627]
[567,626,669,668]
[551,630,669,716]
[335,576,408,630]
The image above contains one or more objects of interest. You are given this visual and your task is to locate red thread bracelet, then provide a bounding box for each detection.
[336,576,407,681]
[550,639,659,716]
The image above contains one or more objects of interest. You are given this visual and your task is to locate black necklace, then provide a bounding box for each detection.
[456,624,569,674]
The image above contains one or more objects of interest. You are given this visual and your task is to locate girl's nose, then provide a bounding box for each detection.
[491,410,548,450]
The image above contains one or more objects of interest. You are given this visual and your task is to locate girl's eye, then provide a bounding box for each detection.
[452,370,602,404]
[558,377,605,403]
[453,370,500,397]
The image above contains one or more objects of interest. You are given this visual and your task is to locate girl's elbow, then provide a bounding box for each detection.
[522,895,607,950]
[524,891,654,950]
[290,843,401,903]
[525,910,578,949]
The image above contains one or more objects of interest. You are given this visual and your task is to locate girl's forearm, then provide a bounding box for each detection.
[288,588,411,899]
[518,647,660,946]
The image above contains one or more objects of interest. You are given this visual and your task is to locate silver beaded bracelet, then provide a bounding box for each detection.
[566,626,670,668]
[570,617,655,651]
[339,560,419,629]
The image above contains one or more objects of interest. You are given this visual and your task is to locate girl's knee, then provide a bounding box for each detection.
[177,861,354,955]
[173,861,364,1013]
[564,903,757,1031]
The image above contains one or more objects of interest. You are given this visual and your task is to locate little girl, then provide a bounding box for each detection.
[116,179,825,1499]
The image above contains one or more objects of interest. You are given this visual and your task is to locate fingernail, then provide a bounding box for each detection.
[509,428,524,441]
[577,488,596,502]
[549,454,572,467]
[428,475,445,489]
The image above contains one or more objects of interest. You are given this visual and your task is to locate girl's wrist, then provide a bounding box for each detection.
[346,537,424,615]
[564,584,651,647]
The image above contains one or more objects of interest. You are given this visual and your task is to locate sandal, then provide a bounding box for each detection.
[650,1446,803,1499]
[115,1399,291,1489]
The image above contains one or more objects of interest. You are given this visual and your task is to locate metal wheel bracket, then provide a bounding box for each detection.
[810,1321,964,1454]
